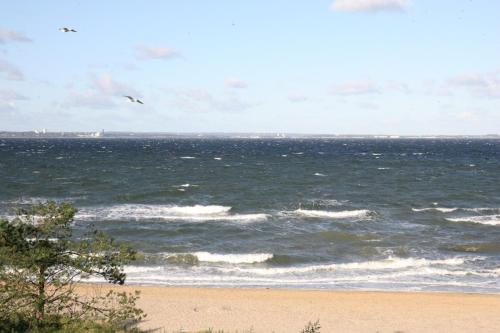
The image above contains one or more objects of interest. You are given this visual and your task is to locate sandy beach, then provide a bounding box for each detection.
[77,285,500,333]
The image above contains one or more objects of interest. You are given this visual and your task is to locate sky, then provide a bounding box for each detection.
[0,0,499,135]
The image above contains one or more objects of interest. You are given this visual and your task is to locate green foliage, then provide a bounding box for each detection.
[300,320,321,333]
[0,201,145,331]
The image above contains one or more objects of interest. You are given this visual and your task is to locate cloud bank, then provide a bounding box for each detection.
[0,27,32,44]
[63,73,141,109]
[171,88,254,113]
[0,89,28,111]
[330,80,380,95]
[448,72,500,99]
[330,0,409,12]
[136,45,180,60]
[225,78,248,89]
[0,58,24,81]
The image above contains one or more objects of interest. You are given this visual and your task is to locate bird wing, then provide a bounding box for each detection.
[124,96,134,101]
[137,99,144,104]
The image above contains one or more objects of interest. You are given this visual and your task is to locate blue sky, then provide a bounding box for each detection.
[1,0,499,134]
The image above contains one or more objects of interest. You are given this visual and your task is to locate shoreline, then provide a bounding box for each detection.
[76,284,500,333]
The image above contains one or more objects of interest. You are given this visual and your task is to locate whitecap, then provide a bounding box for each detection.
[314,173,326,177]
[412,207,458,213]
[165,252,274,264]
[214,256,468,276]
[292,209,371,219]
[413,207,500,214]
[446,215,500,226]
[76,204,268,223]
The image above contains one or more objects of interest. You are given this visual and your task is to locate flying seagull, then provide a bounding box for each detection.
[59,27,77,32]
[124,96,144,104]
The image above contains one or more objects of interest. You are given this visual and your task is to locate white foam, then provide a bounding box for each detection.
[76,204,268,223]
[413,207,500,214]
[314,173,327,177]
[293,209,371,219]
[412,207,458,213]
[188,252,273,264]
[446,215,500,226]
[124,266,163,274]
[214,257,467,276]
[213,157,222,160]
[464,208,500,213]
[180,156,196,159]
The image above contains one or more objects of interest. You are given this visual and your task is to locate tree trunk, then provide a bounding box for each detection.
[36,266,46,328]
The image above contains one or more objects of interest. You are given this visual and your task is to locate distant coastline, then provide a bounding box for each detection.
[1,131,499,139]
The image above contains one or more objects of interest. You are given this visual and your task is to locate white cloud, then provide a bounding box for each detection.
[0,89,28,111]
[359,102,379,110]
[63,73,141,109]
[91,73,138,96]
[330,0,409,12]
[225,78,248,89]
[171,88,254,113]
[330,80,380,95]
[0,27,32,44]
[136,45,180,60]
[456,111,474,120]
[0,58,24,80]
[387,81,411,94]
[62,92,117,109]
[423,80,454,97]
[287,93,308,103]
[448,72,500,99]
[448,74,489,87]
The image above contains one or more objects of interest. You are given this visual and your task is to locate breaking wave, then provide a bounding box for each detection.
[446,215,500,226]
[76,204,268,223]
[292,209,372,219]
[164,252,274,264]
[412,207,500,213]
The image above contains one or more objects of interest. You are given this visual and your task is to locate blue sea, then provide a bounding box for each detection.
[1,138,499,292]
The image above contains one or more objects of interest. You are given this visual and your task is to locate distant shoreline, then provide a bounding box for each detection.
[76,284,500,332]
[1,131,500,139]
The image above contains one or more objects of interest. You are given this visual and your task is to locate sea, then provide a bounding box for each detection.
[0,137,499,293]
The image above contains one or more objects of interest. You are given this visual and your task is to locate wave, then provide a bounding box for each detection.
[447,242,500,253]
[165,252,274,264]
[76,204,268,223]
[103,256,500,292]
[313,173,327,177]
[1,196,84,205]
[180,156,196,159]
[292,209,371,219]
[446,215,500,226]
[214,256,469,276]
[412,207,458,213]
[412,207,500,213]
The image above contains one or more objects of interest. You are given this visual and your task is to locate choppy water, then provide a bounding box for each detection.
[1,138,499,292]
